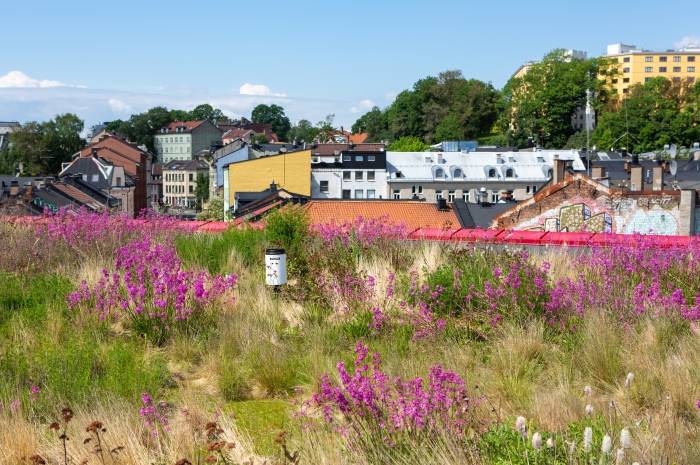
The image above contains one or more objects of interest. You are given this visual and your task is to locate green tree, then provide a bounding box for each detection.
[388,136,429,152]
[501,50,604,148]
[0,114,84,175]
[592,77,693,153]
[106,106,172,153]
[189,104,225,123]
[251,104,291,141]
[195,173,209,210]
[197,195,224,221]
[351,107,390,142]
[287,119,319,144]
[352,70,499,144]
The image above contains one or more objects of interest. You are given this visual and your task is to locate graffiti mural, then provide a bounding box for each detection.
[519,195,680,235]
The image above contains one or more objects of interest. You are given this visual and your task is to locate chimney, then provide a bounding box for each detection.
[436,198,449,211]
[552,159,566,184]
[652,166,664,191]
[9,180,19,196]
[630,165,643,191]
[591,166,604,179]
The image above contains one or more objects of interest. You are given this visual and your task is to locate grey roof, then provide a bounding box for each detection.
[595,159,700,190]
[452,199,517,228]
[163,159,208,171]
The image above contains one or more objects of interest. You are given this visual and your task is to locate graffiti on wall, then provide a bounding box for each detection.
[519,195,680,235]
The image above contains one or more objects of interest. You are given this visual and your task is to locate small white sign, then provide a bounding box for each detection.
[265,250,287,286]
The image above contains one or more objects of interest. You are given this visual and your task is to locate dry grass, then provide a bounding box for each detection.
[0,401,260,465]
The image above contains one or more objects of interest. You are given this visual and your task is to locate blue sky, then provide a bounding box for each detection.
[0,0,698,130]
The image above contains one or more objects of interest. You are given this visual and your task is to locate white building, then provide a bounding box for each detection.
[310,144,387,199]
[386,149,585,203]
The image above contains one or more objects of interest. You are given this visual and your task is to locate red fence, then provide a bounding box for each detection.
[3,216,696,248]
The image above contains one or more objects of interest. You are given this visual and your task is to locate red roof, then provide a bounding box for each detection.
[349,133,369,144]
[223,128,253,140]
[158,121,205,134]
[51,182,104,210]
[305,200,459,230]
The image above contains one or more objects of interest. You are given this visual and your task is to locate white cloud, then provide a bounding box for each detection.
[239,83,287,97]
[349,98,375,114]
[0,70,68,88]
[107,98,131,113]
[675,35,700,50]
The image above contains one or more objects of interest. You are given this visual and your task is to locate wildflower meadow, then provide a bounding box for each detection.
[0,207,699,464]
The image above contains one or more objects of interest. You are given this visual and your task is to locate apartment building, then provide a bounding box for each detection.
[604,43,700,96]
[154,120,222,164]
[310,144,388,199]
[162,159,208,209]
[386,149,585,204]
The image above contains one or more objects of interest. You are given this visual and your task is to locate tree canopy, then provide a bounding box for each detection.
[351,70,500,144]
[0,113,84,175]
[500,50,605,149]
[251,104,291,141]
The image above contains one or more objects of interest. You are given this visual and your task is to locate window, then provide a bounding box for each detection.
[660,56,668,62]
[354,189,364,199]
[674,66,682,72]
[462,192,469,202]
[393,189,400,200]
[526,185,530,193]
[343,155,351,162]
[367,171,375,181]
[320,180,329,193]
[342,189,351,199]
[612,78,618,84]
[91,174,99,182]
[343,171,351,181]
[116,177,122,186]
[454,168,463,178]
[436,191,444,200]
[189,173,194,182]
[491,192,500,203]
[644,66,653,72]
[448,190,455,202]
[659,66,667,72]
[189,185,194,193]
[689,56,696,62]
[82,174,88,181]
[623,67,630,73]
[418,185,423,194]
[689,77,696,83]
[355,171,363,181]
[645,56,653,62]
[355,155,364,162]
[645,77,652,82]
[488,168,497,178]
[367,189,376,199]
[435,168,444,178]
[532,185,537,193]
[368,155,376,162]
[674,56,681,62]
[623,57,630,63]
[312,157,319,163]
[623,88,629,94]
[623,77,630,83]
[688,66,696,72]
[505,168,514,178]
[673,77,681,82]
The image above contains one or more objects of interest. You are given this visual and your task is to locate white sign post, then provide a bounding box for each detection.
[265,248,287,290]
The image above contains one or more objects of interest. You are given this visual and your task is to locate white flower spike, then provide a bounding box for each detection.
[532,432,543,450]
[625,372,635,387]
[601,434,612,454]
[515,416,527,439]
[620,428,632,449]
[583,427,593,452]
[585,403,594,416]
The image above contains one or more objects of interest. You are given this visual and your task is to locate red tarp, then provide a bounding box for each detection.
[408,228,458,241]
[452,228,504,242]
[496,229,547,245]
[540,231,594,246]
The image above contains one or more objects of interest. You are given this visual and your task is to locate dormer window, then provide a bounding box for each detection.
[488,168,497,178]
[505,168,514,178]
[537,156,545,163]
[435,168,444,178]
[454,168,463,178]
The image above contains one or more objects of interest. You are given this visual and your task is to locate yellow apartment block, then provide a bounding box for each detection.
[223,149,311,215]
[604,43,699,96]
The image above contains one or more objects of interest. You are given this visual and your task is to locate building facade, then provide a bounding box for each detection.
[386,150,585,204]
[311,150,388,199]
[223,149,311,217]
[154,121,223,164]
[162,159,208,209]
[60,155,135,215]
[604,43,700,96]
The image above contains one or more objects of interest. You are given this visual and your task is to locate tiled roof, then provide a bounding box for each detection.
[305,200,460,230]
[158,121,205,134]
[312,143,385,156]
[223,128,253,140]
[349,133,369,144]
[83,135,148,163]
[81,146,139,177]
[50,182,104,210]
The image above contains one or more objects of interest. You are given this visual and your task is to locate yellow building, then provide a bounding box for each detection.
[604,43,699,96]
[223,149,311,217]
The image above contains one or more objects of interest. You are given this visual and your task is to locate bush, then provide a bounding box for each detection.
[264,206,310,266]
